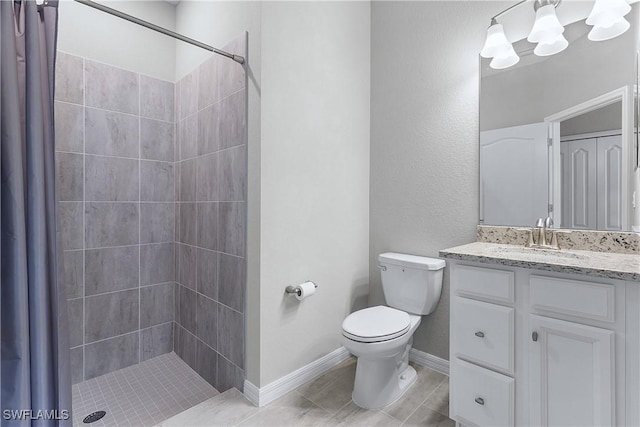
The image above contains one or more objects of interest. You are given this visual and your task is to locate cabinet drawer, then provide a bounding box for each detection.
[530,275,615,323]
[453,265,514,304]
[453,297,514,374]
[452,358,514,427]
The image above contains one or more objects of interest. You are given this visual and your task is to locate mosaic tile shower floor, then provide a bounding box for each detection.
[72,352,218,427]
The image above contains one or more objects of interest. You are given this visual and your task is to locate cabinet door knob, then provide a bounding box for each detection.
[475,331,485,338]
[532,331,538,342]
[475,397,485,405]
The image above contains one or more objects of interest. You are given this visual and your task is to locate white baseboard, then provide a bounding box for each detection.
[243,346,351,407]
[409,348,450,376]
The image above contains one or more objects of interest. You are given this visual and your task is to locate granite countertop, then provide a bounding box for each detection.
[439,242,640,282]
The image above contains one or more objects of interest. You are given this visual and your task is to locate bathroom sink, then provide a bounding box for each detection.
[489,246,589,261]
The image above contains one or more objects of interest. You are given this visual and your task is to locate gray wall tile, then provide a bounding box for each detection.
[197,56,219,110]
[141,119,174,162]
[178,70,198,120]
[70,347,83,384]
[178,115,198,160]
[140,75,174,122]
[55,102,84,153]
[58,202,83,250]
[141,323,173,362]
[219,202,245,256]
[140,203,174,244]
[141,243,174,285]
[197,248,218,300]
[55,52,83,104]
[67,298,84,348]
[84,332,139,380]
[196,295,217,349]
[60,250,84,299]
[197,203,218,251]
[85,289,139,343]
[219,90,246,150]
[197,103,220,156]
[196,340,217,388]
[85,202,139,248]
[218,304,244,368]
[216,353,245,393]
[85,60,139,114]
[140,283,175,329]
[179,203,196,246]
[55,152,83,201]
[219,145,246,201]
[196,153,219,201]
[217,36,246,100]
[85,246,139,296]
[141,161,174,202]
[85,155,139,201]
[85,108,139,158]
[174,284,180,325]
[178,244,196,290]
[179,286,196,334]
[179,159,196,202]
[219,254,245,313]
[174,324,197,371]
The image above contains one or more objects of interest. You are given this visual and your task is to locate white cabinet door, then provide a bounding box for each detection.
[596,135,623,230]
[480,123,549,227]
[562,138,597,229]
[529,315,615,427]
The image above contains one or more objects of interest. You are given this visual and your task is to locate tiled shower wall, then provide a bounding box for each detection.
[173,34,247,392]
[55,33,247,392]
[55,52,176,383]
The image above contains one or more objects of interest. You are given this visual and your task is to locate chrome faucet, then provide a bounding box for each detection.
[529,217,559,249]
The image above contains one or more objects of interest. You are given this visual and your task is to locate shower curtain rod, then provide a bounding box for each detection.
[73,0,245,65]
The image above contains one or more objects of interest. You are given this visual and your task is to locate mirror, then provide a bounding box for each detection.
[480,2,639,231]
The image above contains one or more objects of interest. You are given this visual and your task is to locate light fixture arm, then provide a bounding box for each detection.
[490,0,528,24]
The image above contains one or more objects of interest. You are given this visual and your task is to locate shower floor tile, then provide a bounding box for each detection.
[72,352,218,427]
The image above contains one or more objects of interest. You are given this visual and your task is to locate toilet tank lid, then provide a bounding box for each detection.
[378,253,446,271]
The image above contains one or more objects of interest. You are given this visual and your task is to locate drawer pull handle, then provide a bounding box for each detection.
[475,397,485,406]
[474,331,485,338]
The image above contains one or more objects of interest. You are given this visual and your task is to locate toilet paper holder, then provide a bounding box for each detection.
[285,281,318,296]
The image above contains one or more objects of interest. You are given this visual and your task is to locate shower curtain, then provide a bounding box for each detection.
[1,1,71,425]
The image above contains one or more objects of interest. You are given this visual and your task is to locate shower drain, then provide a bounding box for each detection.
[82,411,106,424]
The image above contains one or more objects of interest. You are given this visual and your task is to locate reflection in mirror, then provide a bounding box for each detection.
[479,3,639,231]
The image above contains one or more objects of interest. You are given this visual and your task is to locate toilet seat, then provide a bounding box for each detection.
[342,306,410,343]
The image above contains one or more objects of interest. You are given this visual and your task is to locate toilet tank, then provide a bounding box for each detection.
[379,252,446,315]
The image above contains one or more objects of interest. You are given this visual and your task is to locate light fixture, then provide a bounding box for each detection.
[586,0,632,41]
[533,33,569,56]
[528,1,564,44]
[480,21,513,58]
[490,47,521,69]
[481,0,634,70]
[481,18,520,69]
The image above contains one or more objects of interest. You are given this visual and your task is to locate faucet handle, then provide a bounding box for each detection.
[544,217,554,228]
[535,218,544,227]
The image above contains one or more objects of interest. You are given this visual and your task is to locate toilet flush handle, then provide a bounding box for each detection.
[377,265,387,271]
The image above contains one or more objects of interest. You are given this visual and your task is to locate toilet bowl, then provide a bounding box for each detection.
[342,253,445,409]
[342,306,422,409]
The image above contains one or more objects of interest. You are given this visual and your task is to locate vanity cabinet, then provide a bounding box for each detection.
[448,261,639,427]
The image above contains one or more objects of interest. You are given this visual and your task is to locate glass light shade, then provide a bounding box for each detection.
[490,47,520,69]
[534,33,569,56]
[528,4,565,44]
[586,0,631,26]
[588,17,631,41]
[480,23,513,58]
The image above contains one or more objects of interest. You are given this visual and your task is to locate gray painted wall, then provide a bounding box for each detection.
[370,1,507,360]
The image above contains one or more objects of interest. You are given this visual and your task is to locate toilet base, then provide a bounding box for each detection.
[351,358,417,410]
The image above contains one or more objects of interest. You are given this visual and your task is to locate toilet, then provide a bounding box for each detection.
[342,252,445,409]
